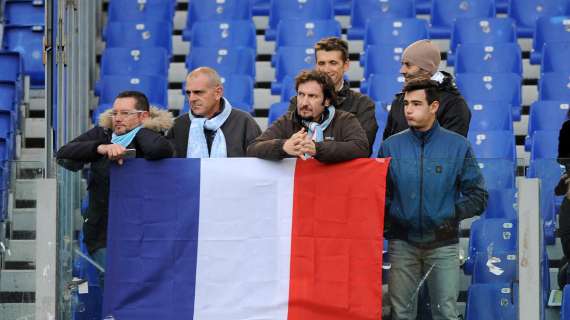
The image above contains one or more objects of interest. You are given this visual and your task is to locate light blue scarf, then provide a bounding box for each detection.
[111,126,142,147]
[187,98,232,158]
[302,106,336,143]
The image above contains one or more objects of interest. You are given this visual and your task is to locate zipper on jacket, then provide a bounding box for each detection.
[419,138,425,238]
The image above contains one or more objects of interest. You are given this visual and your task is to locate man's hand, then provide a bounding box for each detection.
[283,128,307,157]
[299,137,316,160]
[97,144,127,165]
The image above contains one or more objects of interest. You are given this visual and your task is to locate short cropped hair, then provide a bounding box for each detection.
[314,37,349,62]
[115,91,150,111]
[295,70,337,106]
[402,80,440,105]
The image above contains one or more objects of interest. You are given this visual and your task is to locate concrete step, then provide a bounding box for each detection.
[14,180,37,202]
[0,270,35,292]
[0,303,35,319]
[4,240,35,263]
[11,209,36,232]
[24,118,46,139]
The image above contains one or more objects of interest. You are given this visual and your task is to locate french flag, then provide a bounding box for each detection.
[102,158,389,320]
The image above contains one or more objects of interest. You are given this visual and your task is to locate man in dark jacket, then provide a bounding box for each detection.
[56,91,174,285]
[378,80,487,320]
[287,37,377,149]
[167,67,261,157]
[248,70,369,163]
[383,39,471,140]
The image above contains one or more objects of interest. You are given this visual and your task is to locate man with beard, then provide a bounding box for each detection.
[383,40,471,140]
[248,70,369,163]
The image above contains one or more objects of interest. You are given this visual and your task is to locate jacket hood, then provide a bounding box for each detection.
[98,107,174,132]
[438,71,461,95]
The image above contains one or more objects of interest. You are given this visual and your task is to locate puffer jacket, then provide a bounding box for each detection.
[378,122,488,249]
[56,107,174,254]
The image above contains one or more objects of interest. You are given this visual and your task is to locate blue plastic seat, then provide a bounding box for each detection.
[415,0,431,14]
[334,0,351,15]
[372,104,388,157]
[271,46,315,95]
[530,130,559,160]
[468,101,513,132]
[539,72,570,101]
[100,47,169,78]
[496,0,509,13]
[361,45,406,81]
[483,188,517,219]
[1,25,44,88]
[468,130,516,163]
[190,20,257,50]
[541,42,570,73]
[252,0,270,15]
[107,0,174,24]
[455,43,522,75]
[266,0,334,41]
[466,218,517,264]
[562,285,570,319]
[468,251,518,284]
[456,73,522,121]
[275,19,341,48]
[363,17,428,49]
[183,0,252,41]
[531,16,570,64]
[508,0,570,37]
[105,21,172,56]
[268,102,290,125]
[2,0,44,26]
[96,75,168,113]
[475,159,513,189]
[0,112,14,140]
[448,17,517,65]
[0,82,17,113]
[465,283,517,320]
[0,52,24,104]
[185,47,256,78]
[429,0,496,39]
[279,76,297,103]
[347,0,415,40]
[525,100,568,150]
[363,74,405,105]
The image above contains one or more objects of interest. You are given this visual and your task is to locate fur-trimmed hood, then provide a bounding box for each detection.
[98,107,174,133]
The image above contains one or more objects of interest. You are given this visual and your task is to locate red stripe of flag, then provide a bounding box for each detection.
[288,158,389,320]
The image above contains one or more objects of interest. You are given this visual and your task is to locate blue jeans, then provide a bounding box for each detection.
[91,248,106,289]
[388,240,459,320]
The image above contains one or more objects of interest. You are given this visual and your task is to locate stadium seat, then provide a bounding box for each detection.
[476,158,517,198]
[271,46,315,95]
[2,0,44,26]
[275,19,341,48]
[468,101,514,132]
[268,102,290,125]
[185,47,256,78]
[468,130,516,163]
[371,104,388,157]
[483,188,517,219]
[190,20,257,50]
[334,0,351,15]
[1,25,45,88]
[279,76,297,103]
[347,0,415,40]
[466,218,517,265]
[266,0,335,41]
[525,100,568,150]
[360,45,406,81]
[429,0,496,39]
[0,82,17,113]
[252,0,269,15]
[362,17,428,50]
[363,74,405,105]
[415,0,431,14]
[456,73,522,121]
[454,43,522,75]
[0,52,24,103]
[100,47,169,78]
[562,285,570,320]
[448,17,517,66]
[530,130,559,160]
[468,251,518,284]
[530,15,570,64]
[539,72,570,101]
[507,0,570,37]
[465,283,517,320]
[541,42,570,73]
[0,112,14,140]
[96,75,168,114]
[183,0,252,41]
[496,0,509,13]
[107,0,174,24]
[105,21,172,57]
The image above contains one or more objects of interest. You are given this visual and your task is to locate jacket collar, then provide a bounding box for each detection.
[410,121,440,142]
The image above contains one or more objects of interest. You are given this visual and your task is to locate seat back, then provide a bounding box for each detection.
[185,0,252,40]
[100,47,169,77]
[531,15,570,64]
[105,21,172,56]
[508,0,570,36]
[185,47,256,78]
[530,130,559,160]
[107,0,174,24]
[541,42,570,73]
[430,0,496,38]
[2,25,45,88]
[275,19,341,48]
[191,20,257,50]
[455,43,522,74]
[468,130,516,162]
[365,74,405,104]
[348,0,416,39]
[539,72,570,101]
[468,101,514,132]
[267,0,334,40]
[2,0,45,26]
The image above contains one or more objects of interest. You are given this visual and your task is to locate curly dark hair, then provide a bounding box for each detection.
[295,70,337,106]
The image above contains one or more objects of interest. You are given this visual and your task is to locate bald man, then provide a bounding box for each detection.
[167,67,261,158]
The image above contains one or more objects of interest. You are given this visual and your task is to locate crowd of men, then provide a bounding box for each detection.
[57,37,488,320]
